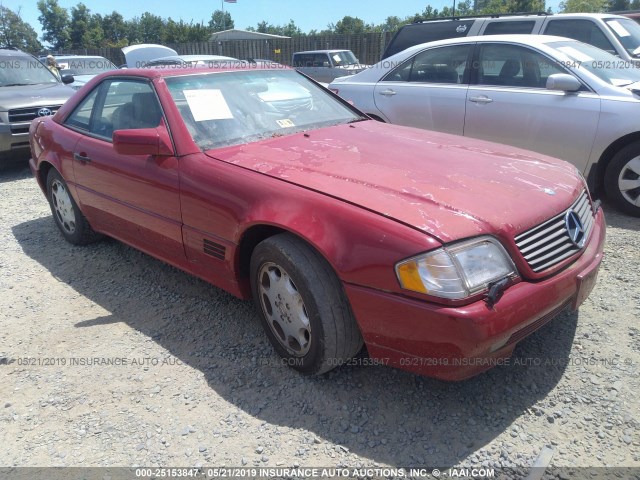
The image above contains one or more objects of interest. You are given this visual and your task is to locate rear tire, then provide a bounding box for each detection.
[46,168,101,245]
[604,143,640,217]
[250,233,363,375]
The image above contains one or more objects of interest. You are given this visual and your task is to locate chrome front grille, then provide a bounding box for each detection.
[8,105,61,123]
[515,190,594,273]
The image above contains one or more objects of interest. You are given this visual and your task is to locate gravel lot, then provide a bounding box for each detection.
[0,161,638,475]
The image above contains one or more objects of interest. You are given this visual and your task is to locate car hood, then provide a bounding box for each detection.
[0,83,75,110]
[122,44,178,68]
[207,121,583,243]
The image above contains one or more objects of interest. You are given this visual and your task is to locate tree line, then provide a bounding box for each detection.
[1,0,640,54]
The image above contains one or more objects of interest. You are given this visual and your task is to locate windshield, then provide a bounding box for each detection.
[332,51,358,66]
[58,57,116,76]
[604,18,640,56]
[549,40,640,86]
[166,69,363,151]
[0,57,59,86]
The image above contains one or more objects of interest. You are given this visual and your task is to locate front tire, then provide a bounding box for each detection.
[46,168,100,245]
[250,233,363,375]
[604,143,640,217]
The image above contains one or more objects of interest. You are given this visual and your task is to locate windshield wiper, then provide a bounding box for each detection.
[2,83,32,87]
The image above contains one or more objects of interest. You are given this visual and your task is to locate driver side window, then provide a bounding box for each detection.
[65,88,99,131]
[476,44,567,88]
[383,44,471,84]
[103,81,163,138]
[64,79,162,141]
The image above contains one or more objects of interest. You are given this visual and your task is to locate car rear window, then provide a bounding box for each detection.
[483,21,536,35]
[382,21,475,59]
[543,19,617,55]
[292,53,329,68]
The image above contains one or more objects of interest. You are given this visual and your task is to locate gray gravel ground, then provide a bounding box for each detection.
[0,162,638,476]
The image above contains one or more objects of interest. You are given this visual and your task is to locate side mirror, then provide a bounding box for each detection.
[61,74,74,85]
[113,127,173,156]
[546,73,581,92]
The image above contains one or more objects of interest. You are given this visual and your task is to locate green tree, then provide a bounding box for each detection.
[455,0,474,15]
[69,3,91,48]
[37,0,70,50]
[164,19,211,43]
[101,11,128,47]
[254,19,303,36]
[477,0,510,13]
[125,18,140,44]
[165,18,188,43]
[608,0,630,10]
[137,12,166,43]
[185,22,213,41]
[281,19,303,36]
[82,13,105,48]
[209,10,233,32]
[379,16,404,32]
[559,0,609,12]
[0,5,42,52]
[334,16,366,34]
[256,20,271,33]
[507,0,546,12]
[474,0,545,14]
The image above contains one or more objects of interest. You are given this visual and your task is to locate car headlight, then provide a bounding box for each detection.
[395,236,517,300]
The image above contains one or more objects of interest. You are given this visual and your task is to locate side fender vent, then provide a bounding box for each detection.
[203,239,226,260]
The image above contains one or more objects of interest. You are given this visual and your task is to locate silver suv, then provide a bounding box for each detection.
[292,50,367,83]
[0,48,75,162]
[382,13,640,63]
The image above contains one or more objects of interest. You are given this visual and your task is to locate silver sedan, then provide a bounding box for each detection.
[329,34,640,217]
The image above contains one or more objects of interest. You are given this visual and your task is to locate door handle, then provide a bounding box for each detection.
[74,152,91,163]
[468,96,493,104]
[379,89,397,97]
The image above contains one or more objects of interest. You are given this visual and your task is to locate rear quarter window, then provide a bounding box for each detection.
[483,21,536,35]
[292,54,329,68]
[543,19,617,55]
[382,21,475,59]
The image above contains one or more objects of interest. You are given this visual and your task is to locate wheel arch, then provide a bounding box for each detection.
[37,161,55,193]
[593,132,640,195]
[236,223,339,285]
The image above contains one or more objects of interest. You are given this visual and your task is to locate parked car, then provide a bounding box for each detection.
[382,12,640,63]
[0,48,75,162]
[29,65,605,381]
[145,54,238,68]
[40,55,117,90]
[292,50,368,83]
[330,35,640,216]
[121,44,178,68]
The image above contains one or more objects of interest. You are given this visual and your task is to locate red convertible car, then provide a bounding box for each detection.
[29,65,605,381]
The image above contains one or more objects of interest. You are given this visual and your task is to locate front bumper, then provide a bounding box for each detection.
[345,207,606,381]
[0,122,31,157]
